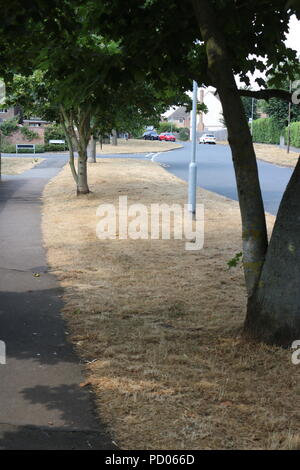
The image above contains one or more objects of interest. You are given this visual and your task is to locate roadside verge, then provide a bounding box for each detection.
[42,158,300,450]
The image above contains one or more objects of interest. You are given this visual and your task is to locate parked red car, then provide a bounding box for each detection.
[159,132,176,142]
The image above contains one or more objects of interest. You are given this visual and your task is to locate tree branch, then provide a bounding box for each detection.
[238,88,294,103]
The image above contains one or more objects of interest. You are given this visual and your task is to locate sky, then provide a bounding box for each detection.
[237,14,300,89]
[164,14,300,116]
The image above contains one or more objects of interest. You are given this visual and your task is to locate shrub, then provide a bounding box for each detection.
[44,143,66,152]
[178,127,190,141]
[252,117,282,144]
[20,126,39,141]
[285,122,300,148]
[0,118,19,136]
[0,143,45,154]
[157,122,179,133]
[44,123,65,143]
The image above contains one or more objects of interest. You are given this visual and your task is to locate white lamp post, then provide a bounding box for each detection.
[188,80,198,215]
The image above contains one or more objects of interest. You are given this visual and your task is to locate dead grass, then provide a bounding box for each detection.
[1,156,43,175]
[42,158,300,450]
[218,141,299,167]
[97,138,182,154]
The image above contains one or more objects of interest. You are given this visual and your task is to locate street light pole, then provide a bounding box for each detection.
[188,80,198,215]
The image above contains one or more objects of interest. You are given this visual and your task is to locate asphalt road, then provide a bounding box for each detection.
[3,143,295,216]
[153,142,294,216]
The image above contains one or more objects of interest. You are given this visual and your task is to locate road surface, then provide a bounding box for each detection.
[153,142,294,215]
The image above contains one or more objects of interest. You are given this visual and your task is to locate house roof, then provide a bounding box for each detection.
[168,106,190,121]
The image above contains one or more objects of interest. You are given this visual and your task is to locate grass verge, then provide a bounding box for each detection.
[97,138,182,154]
[42,158,300,450]
[218,141,299,167]
[1,156,43,175]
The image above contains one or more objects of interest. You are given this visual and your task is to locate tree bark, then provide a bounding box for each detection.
[111,129,118,146]
[61,105,91,194]
[192,0,268,297]
[75,107,91,194]
[77,150,89,194]
[87,135,97,163]
[244,157,300,346]
[238,88,293,103]
[60,111,78,184]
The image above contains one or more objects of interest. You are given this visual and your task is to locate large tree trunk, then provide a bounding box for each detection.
[193,0,300,347]
[244,158,300,346]
[87,135,97,163]
[193,0,268,298]
[111,129,118,146]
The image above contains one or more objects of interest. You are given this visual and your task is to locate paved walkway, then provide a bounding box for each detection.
[0,157,114,449]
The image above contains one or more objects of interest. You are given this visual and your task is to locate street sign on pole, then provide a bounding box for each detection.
[188,80,198,215]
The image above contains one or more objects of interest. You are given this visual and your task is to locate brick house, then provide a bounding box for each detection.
[0,107,47,145]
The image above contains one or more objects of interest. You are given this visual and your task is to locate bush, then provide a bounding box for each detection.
[0,143,45,154]
[157,122,179,133]
[20,126,39,141]
[0,118,19,136]
[178,127,190,141]
[285,122,300,148]
[252,117,282,144]
[44,143,66,152]
[44,123,65,143]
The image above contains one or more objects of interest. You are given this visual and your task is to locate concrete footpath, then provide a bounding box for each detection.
[0,157,114,449]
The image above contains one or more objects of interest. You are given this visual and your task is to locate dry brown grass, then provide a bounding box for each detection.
[218,141,299,167]
[42,158,300,450]
[97,138,182,154]
[1,156,43,175]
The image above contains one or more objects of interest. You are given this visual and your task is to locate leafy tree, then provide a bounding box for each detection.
[157,122,179,133]
[240,95,258,122]
[3,0,300,344]
[0,117,18,137]
[260,78,300,129]
[44,124,65,143]
[96,0,300,346]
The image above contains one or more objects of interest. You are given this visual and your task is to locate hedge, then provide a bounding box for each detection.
[44,143,66,152]
[178,127,190,141]
[252,117,300,148]
[0,144,45,154]
[252,117,282,145]
[285,122,300,148]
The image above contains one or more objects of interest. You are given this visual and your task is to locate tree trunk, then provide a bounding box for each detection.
[111,129,118,146]
[192,0,268,298]
[76,107,91,194]
[61,114,78,184]
[244,157,300,346]
[87,135,97,163]
[77,149,89,194]
[193,0,300,347]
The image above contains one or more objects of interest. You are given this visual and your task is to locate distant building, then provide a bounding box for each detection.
[0,106,18,121]
[167,106,191,129]
[198,87,225,132]
[0,108,48,145]
[165,86,226,139]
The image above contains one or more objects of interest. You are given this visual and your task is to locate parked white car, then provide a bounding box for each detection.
[199,133,216,144]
